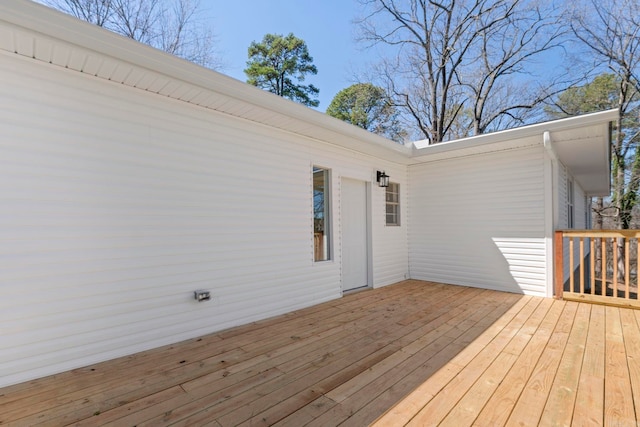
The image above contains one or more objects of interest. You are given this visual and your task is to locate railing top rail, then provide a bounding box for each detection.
[557,229,640,238]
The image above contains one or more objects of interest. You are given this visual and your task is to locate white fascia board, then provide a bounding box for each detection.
[1,0,411,162]
[410,109,618,163]
[0,1,616,167]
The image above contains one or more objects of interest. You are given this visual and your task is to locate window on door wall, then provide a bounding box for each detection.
[313,166,331,261]
[386,183,400,226]
[567,177,574,228]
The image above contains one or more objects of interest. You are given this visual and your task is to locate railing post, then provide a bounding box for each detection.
[554,230,564,300]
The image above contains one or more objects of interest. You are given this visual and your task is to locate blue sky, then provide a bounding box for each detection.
[203,0,370,110]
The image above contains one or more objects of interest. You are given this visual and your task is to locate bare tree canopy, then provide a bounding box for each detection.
[570,0,640,95]
[357,0,569,143]
[569,0,640,230]
[43,0,221,69]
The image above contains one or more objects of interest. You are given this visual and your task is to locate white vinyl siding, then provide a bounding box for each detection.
[574,183,588,229]
[408,146,548,296]
[0,54,409,387]
[557,163,590,282]
[567,177,575,228]
[560,167,589,283]
[558,164,569,228]
[372,169,409,286]
[585,196,592,229]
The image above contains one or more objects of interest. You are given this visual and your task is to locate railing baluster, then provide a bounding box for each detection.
[611,237,618,298]
[626,237,630,299]
[590,237,595,295]
[602,238,606,297]
[569,238,575,293]
[580,237,585,294]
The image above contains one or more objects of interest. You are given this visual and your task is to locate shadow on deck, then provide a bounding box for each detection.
[1,280,638,426]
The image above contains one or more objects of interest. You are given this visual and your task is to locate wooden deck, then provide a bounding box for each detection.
[1,280,640,426]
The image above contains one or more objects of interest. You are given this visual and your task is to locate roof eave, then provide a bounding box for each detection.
[410,109,619,161]
[0,0,411,163]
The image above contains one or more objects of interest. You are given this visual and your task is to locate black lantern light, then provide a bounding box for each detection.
[377,170,389,187]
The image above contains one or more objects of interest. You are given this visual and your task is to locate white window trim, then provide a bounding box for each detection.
[313,166,332,262]
[385,182,400,226]
[567,177,574,229]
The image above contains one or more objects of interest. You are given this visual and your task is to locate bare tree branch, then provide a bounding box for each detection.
[43,0,222,69]
[356,0,569,143]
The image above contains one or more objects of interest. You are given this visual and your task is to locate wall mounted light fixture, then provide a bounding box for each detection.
[377,170,390,187]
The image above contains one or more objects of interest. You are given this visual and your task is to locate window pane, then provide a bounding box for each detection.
[313,167,331,261]
[567,178,574,228]
[385,183,400,226]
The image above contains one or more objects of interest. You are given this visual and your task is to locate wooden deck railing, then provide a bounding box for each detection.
[555,229,640,308]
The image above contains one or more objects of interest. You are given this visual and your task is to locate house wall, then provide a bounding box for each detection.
[558,163,591,282]
[575,180,589,229]
[373,171,410,286]
[408,145,548,296]
[558,164,569,228]
[0,52,408,387]
[558,163,589,230]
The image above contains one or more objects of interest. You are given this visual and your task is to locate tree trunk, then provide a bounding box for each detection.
[594,197,603,276]
[614,105,626,281]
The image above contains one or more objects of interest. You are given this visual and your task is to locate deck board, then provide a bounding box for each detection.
[572,304,605,426]
[538,302,590,426]
[437,298,543,427]
[604,306,636,426]
[504,301,578,426]
[2,280,640,426]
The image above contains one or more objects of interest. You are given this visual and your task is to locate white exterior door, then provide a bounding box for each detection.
[342,178,369,291]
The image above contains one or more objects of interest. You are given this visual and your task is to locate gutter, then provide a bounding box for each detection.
[544,130,560,228]
[543,131,558,161]
[411,109,618,162]
[544,130,560,297]
[0,0,412,163]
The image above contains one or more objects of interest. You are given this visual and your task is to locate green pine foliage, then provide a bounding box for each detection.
[244,33,319,107]
[546,74,620,117]
[326,83,407,143]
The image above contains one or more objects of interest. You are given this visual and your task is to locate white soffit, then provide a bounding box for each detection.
[551,122,612,196]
